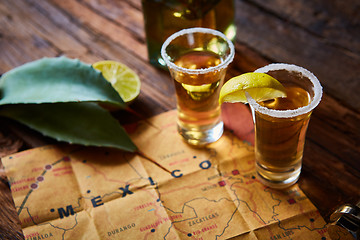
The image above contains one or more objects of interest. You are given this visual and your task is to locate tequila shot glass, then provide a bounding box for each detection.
[161,27,235,146]
[247,63,322,189]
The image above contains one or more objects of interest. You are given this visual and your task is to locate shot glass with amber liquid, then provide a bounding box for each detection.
[161,28,235,146]
[247,64,323,189]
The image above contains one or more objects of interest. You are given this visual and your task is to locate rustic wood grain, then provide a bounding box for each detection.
[0,181,24,240]
[0,122,24,240]
[0,0,359,238]
[235,0,360,112]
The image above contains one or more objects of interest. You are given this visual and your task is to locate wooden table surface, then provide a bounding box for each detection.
[0,0,359,239]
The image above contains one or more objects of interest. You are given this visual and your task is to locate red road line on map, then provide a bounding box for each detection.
[312,211,327,238]
[81,160,161,205]
[232,161,256,176]
[143,230,152,240]
[264,225,276,238]
[223,131,255,173]
[172,224,193,238]
[231,183,265,225]
[83,162,127,184]
[160,182,214,195]
[84,160,169,238]
[227,133,239,170]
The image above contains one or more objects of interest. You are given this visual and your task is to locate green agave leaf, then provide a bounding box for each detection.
[0,57,125,107]
[0,102,137,152]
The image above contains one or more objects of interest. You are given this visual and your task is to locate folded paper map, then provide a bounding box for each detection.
[2,110,329,239]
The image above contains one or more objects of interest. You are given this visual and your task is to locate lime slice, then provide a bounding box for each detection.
[219,72,287,104]
[93,60,141,103]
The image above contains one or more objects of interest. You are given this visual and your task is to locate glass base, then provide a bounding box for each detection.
[178,121,224,146]
[256,162,301,189]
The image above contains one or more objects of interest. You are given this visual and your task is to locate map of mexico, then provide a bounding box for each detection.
[3,110,329,239]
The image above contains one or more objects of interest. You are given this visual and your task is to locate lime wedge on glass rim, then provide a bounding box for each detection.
[93,60,141,104]
[219,72,287,104]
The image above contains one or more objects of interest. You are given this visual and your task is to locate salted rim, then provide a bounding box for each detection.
[246,63,323,118]
[161,27,235,75]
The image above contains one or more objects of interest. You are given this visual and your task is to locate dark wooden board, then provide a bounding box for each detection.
[235,0,360,112]
[0,0,359,238]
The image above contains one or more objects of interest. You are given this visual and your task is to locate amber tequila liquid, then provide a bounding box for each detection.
[161,28,234,146]
[255,86,311,187]
[248,64,322,189]
[174,51,224,143]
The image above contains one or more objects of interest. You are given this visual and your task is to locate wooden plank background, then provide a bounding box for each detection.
[235,0,360,112]
[1,0,359,111]
[0,0,359,239]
